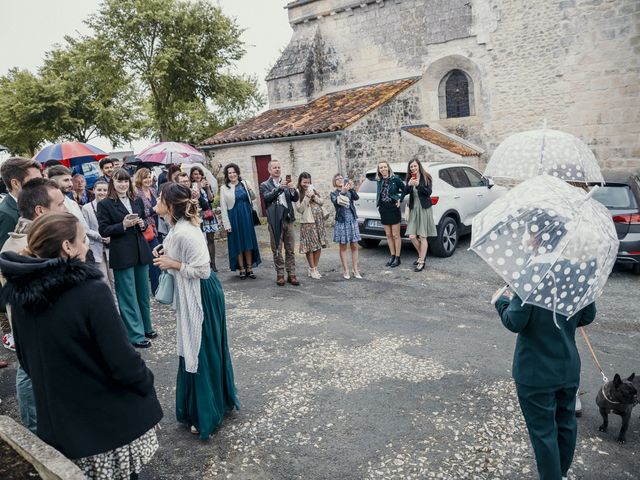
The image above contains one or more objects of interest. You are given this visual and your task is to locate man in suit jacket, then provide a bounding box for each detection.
[0,156,42,358]
[259,159,300,286]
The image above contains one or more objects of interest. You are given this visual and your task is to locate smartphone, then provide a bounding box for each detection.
[411,172,417,179]
[124,213,139,221]
[343,178,349,184]
[285,174,291,183]
[192,182,198,190]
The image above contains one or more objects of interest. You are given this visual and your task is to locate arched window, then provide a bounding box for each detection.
[445,70,470,118]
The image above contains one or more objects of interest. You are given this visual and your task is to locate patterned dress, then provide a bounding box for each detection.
[73,428,158,480]
[333,206,361,244]
[299,201,328,253]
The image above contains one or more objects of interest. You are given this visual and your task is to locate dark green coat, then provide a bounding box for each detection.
[495,295,596,388]
[376,175,404,206]
[0,194,19,249]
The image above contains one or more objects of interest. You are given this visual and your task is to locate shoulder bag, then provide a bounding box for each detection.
[155,271,174,304]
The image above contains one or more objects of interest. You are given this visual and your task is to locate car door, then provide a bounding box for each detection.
[443,167,481,226]
[462,166,495,221]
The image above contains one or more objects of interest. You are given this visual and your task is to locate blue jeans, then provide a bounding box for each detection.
[16,365,37,433]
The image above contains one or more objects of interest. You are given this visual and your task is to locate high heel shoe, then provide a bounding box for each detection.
[307,267,312,277]
[352,269,363,279]
[343,269,350,279]
[311,268,322,279]
[414,259,425,272]
[246,269,257,279]
[238,269,247,279]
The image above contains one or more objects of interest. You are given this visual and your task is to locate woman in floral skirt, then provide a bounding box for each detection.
[330,173,362,279]
[296,172,327,279]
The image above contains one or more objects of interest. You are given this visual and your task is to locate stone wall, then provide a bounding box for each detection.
[208,136,340,200]
[268,0,640,168]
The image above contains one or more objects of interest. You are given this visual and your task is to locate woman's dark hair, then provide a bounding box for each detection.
[26,213,79,259]
[107,168,136,200]
[160,183,201,226]
[167,164,181,181]
[297,171,312,197]
[92,179,108,190]
[406,157,432,186]
[223,163,242,186]
[190,166,205,181]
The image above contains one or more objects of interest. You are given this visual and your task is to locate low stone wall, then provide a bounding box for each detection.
[0,416,84,480]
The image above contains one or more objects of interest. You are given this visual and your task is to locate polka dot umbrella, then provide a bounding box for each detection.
[470,175,618,324]
[484,128,604,185]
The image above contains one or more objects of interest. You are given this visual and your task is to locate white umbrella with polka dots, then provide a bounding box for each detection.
[470,175,618,324]
[484,128,604,185]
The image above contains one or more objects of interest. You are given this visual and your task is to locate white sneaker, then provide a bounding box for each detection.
[2,333,15,352]
[575,395,582,417]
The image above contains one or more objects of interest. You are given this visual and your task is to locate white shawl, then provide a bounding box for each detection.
[163,219,211,373]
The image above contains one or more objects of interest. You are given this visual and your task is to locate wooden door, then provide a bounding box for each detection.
[254,155,271,216]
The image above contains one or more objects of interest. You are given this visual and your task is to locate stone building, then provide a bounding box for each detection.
[201,0,640,208]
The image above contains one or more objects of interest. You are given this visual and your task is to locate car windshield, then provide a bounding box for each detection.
[359,179,377,194]
[591,185,637,209]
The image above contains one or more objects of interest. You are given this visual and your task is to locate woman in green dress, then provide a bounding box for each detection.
[404,158,436,272]
[153,183,239,439]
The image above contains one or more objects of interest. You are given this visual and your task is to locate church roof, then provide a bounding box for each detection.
[402,125,482,157]
[200,77,419,147]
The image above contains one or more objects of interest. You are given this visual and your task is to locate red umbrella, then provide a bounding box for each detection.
[33,142,108,167]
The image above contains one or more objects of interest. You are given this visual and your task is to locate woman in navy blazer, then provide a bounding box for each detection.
[97,169,155,348]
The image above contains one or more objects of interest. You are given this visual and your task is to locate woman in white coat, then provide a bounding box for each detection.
[219,163,261,279]
[81,179,114,289]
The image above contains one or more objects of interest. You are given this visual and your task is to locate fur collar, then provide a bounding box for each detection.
[0,251,103,312]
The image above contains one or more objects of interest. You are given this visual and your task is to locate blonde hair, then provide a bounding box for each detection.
[376,161,394,181]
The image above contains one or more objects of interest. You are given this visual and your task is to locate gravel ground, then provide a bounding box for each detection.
[0,224,638,479]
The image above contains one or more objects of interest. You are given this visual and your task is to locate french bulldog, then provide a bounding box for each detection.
[596,373,638,444]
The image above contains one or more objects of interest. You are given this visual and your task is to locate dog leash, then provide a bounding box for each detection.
[579,327,608,383]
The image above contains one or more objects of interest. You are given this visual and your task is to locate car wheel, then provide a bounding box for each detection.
[359,238,381,248]
[430,216,458,257]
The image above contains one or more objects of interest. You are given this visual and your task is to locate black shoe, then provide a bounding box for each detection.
[239,270,247,280]
[210,264,218,273]
[145,330,158,339]
[132,340,152,348]
[414,260,425,272]
[385,255,395,267]
[246,269,257,279]
[413,259,419,266]
[390,256,401,268]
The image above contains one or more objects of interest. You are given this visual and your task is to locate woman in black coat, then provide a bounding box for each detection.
[97,168,155,348]
[0,212,162,479]
[403,158,436,272]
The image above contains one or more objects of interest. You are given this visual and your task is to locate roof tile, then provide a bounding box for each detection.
[404,126,481,157]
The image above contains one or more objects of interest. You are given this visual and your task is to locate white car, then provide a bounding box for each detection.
[355,162,507,257]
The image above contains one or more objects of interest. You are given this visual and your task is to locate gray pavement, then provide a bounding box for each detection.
[1,224,639,479]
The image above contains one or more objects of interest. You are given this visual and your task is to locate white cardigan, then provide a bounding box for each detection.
[219,180,257,230]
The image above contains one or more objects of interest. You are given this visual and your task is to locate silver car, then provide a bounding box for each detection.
[355,162,507,257]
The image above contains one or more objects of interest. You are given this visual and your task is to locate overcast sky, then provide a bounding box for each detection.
[0,0,292,152]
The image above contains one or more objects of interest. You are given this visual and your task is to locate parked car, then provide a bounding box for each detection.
[590,168,640,274]
[355,162,508,257]
[71,161,101,189]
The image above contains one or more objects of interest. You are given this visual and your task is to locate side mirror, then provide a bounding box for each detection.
[485,176,495,189]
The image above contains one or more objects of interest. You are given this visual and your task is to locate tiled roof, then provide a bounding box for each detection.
[200,78,419,146]
[403,126,481,157]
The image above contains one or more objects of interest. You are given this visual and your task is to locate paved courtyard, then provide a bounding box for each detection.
[1,225,639,479]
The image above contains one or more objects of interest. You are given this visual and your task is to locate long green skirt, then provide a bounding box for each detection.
[176,272,240,439]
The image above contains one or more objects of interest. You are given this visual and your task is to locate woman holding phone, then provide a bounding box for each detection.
[330,173,362,279]
[97,169,156,348]
[376,161,404,267]
[404,158,435,272]
[296,172,327,279]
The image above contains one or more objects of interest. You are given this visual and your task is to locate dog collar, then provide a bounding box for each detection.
[601,385,621,404]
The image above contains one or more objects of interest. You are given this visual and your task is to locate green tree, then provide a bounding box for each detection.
[0,69,64,156]
[89,0,263,142]
[40,36,142,145]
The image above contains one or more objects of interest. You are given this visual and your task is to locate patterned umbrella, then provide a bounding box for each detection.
[136,142,205,165]
[33,142,108,167]
[484,128,604,184]
[470,175,618,324]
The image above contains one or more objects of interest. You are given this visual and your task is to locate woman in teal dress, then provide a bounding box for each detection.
[153,183,239,439]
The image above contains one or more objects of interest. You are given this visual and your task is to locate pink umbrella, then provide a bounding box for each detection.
[136,142,205,165]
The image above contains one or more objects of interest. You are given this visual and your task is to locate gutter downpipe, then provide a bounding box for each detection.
[335,132,342,175]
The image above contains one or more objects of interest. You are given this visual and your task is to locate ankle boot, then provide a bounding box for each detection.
[390,256,401,268]
[385,255,395,266]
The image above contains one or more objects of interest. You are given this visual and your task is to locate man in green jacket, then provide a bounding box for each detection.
[495,289,596,480]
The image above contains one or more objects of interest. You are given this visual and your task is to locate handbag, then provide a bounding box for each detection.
[155,271,174,304]
[337,194,350,207]
[142,224,155,242]
[252,208,261,226]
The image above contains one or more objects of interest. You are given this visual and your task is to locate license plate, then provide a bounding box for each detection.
[367,219,383,229]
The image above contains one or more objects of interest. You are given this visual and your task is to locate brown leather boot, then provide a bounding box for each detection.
[287,274,300,286]
[276,275,285,286]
